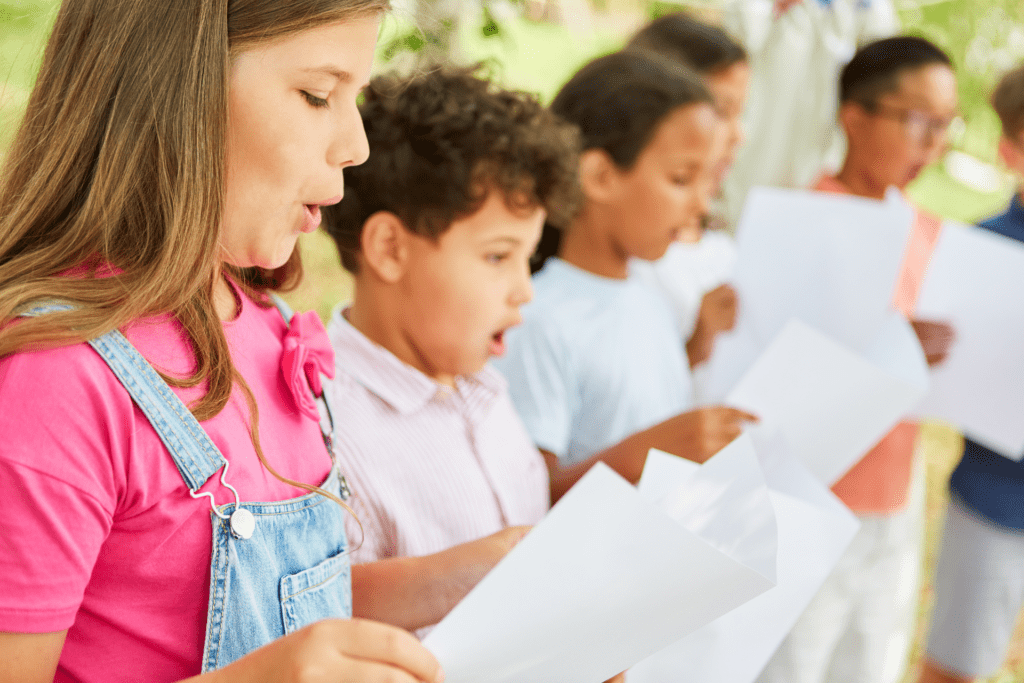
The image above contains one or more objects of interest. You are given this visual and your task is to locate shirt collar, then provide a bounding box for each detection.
[328,305,504,416]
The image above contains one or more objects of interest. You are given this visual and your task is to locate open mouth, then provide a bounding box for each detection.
[490,329,507,357]
[301,204,322,233]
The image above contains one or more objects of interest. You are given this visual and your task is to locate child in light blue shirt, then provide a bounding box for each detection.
[501,258,693,467]
[495,50,756,502]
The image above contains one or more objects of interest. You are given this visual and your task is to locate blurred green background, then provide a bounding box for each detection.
[5,0,1024,219]
[3,1,1024,681]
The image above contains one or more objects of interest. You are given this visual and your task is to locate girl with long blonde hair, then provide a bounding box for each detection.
[0,1,443,681]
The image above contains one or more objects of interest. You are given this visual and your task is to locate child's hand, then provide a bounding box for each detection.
[687,284,738,367]
[654,406,758,464]
[910,318,955,366]
[193,618,444,683]
[476,525,532,564]
[602,673,627,683]
[352,527,532,631]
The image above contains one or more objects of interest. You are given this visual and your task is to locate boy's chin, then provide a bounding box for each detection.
[447,357,490,379]
[902,166,926,188]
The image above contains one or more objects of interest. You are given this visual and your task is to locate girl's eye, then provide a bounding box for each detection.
[301,91,329,109]
[672,175,694,186]
[486,253,510,264]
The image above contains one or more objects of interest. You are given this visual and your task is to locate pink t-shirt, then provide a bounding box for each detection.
[0,289,334,682]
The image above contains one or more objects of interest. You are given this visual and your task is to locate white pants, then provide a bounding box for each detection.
[763,460,926,683]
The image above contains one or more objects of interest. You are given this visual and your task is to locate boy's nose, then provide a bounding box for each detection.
[510,264,534,306]
[693,183,713,218]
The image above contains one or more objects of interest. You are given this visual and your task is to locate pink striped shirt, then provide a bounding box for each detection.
[324,309,550,567]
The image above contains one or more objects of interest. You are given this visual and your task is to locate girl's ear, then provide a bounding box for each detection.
[578,148,623,204]
[359,211,410,284]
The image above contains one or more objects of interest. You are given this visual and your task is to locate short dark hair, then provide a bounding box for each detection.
[532,51,712,272]
[840,35,953,109]
[626,12,747,76]
[550,50,713,169]
[992,63,1024,140]
[323,65,581,273]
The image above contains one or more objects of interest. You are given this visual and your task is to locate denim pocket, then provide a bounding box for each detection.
[280,550,352,634]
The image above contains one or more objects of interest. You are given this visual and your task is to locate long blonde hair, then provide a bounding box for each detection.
[0,0,386,498]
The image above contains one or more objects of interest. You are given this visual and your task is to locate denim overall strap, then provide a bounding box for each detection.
[201,296,353,671]
[20,303,224,490]
[270,294,295,323]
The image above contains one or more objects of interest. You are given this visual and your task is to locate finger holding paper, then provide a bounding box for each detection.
[688,284,740,367]
[910,318,955,366]
[645,406,759,464]
[542,406,757,502]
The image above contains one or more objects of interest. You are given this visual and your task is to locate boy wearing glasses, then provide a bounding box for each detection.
[766,36,957,683]
[918,63,1024,683]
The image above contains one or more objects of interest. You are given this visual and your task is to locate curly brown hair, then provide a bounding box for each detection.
[323,65,580,273]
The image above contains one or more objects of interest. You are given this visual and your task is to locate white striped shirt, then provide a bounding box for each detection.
[324,308,550,567]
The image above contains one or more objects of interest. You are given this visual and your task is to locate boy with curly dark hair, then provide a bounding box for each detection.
[319,66,580,634]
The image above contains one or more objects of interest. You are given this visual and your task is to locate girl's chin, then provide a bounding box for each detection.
[221,243,299,272]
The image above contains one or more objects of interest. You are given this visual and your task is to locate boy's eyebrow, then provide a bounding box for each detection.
[479,235,523,246]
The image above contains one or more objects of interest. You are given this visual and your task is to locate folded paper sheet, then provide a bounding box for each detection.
[915,221,1024,459]
[705,187,913,402]
[422,436,777,683]
[629,439,860,683]
[725,316,929,485]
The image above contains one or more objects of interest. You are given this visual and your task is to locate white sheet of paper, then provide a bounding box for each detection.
[705,187,913,402]
[724,316,928,485]
[915,221,1024,459]
[629,437,860,683]
[423,437,778,683]
[646,436,777,583]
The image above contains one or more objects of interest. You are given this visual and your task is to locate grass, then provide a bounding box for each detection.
[4,3,1024,682]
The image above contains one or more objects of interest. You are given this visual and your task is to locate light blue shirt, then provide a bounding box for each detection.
[494,258,694,466]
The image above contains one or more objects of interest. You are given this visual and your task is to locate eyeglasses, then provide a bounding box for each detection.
[867,103,960,145]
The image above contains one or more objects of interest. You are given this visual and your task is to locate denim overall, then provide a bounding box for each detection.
[27,299,352,673]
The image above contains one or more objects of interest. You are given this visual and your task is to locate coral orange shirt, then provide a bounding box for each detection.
[814,176,942,513]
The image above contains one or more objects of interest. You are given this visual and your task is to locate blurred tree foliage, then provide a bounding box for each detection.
[0,1,58,155]
[3,0,1024,162]
[379,0,521,66]
[899,0,1024,162]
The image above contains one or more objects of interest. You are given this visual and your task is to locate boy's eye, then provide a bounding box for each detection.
[486,252,511,264]
[671,174,695,186]
[301,91,330,109]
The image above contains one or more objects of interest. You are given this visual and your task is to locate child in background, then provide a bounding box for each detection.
[918,63,1024,683]
[719,0,899,225]
[765,36,958,683]
[320,67,579,631]
[495,51,756,503]
[627,13,750,371]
